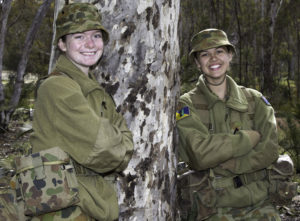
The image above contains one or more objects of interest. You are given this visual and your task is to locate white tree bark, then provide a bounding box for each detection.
[52,0,180,220]
[97,1,180,220]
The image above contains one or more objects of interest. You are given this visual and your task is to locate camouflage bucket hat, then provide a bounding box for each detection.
[189,28,236,57]
[55,3,109,45]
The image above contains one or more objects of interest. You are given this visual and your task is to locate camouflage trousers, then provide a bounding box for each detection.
[29,206,95,221]
[206,200,281,221]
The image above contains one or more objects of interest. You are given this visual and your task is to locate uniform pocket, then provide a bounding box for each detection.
[14,147,79,216]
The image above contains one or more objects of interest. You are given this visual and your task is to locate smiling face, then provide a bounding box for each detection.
[195,46,232,84]
[58,29,104,75]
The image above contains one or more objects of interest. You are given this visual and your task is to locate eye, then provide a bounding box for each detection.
[94,32,103,39]
[199,52,208,57]
[73,34,84,40]
[216,48,225,54]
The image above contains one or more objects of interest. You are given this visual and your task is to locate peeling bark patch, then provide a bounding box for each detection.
[136,157,152,181]
[140,102,150,116]
[140,119,146,135]
[121,21,136,40]
[164,147,169,161]
[162,41,168,53]
[162,174,171,204]
[144,88,156,104]
[163,0,172,7]
[98,0,105,7]
[146,7,153,30]
[124,173,137,201]
[149,130,155,143]
[101,82,120,96]
[118,46,124,55]
[152,3,160,29]
[119,208,134,219]
[123,75,149,116]
[101,72,110,81]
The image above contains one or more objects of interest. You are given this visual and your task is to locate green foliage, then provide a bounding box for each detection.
[180,0,300,98]
[180,55,199,94]
[3,0,53,76]
[278,114,300,171]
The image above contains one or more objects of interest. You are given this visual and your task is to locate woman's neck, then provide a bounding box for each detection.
[208,79,227,100]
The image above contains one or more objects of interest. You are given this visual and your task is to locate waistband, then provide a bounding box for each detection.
[211,169,267,190]
[72,160,98,176]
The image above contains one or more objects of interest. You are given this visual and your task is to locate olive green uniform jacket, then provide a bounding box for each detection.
[177,75,279,208]
[30,55,133,220]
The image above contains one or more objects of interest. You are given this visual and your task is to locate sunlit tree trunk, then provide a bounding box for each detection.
[53,0,180,220]
[0,0,13,130]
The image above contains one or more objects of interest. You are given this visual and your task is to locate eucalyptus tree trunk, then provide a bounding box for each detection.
[53,0,180,220]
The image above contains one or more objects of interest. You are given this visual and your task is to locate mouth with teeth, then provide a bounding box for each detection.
[209,64,221,70]
[81,51,97,56]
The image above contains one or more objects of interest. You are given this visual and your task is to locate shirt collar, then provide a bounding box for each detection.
[197,74,248,112]
[53,55,103,96]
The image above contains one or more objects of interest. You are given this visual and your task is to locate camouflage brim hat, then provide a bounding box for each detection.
[55,3,109,45]
[189,28,236,57]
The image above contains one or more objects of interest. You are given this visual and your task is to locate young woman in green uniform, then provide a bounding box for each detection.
[176,28,281,220]
[30,3,133,220]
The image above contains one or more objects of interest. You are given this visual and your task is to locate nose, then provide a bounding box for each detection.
[85,37,95,48]
[209,52,218,61]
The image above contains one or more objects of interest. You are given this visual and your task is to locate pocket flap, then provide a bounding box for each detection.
[15,147,69,174]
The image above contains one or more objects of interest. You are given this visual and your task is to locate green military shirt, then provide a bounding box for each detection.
[30,55,133,220]
[176,75,279,208]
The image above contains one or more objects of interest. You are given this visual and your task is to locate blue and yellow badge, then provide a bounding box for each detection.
[176,106,190,121]
[261,96,271,106]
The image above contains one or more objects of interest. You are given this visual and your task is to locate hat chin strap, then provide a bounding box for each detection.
[204,74,226,86]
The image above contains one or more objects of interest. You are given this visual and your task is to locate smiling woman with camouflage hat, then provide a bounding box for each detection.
[28,3,133,220]
[176,28,283,220]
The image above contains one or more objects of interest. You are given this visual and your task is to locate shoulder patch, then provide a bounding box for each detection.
[261,96,271,106]
[176,106,190,121]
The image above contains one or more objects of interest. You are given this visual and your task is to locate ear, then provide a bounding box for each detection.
[228,51,233,62]
[194,56,201,70]
[58,39,67,52]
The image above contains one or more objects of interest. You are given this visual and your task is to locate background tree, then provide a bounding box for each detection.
[180,0,300,108]
[54,0,180,219]
[0,0,13,128]
[0,0,54,131]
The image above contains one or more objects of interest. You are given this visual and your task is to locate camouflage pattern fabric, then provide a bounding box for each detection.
[189,28,236,57]
[177,170,217,221]
[14,147,79,216]
[0,177,18,221]
[31,206,95,221]
[55,3,109,44]
[206,200,281,221]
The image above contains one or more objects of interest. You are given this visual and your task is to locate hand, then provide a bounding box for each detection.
[244,130,261,148]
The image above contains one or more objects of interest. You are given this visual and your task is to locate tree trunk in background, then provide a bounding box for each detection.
[233,0,242,84]
[0,0,13,129]
[0,0,53,131]
[52,0,180,220]
[262,0,282,96]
